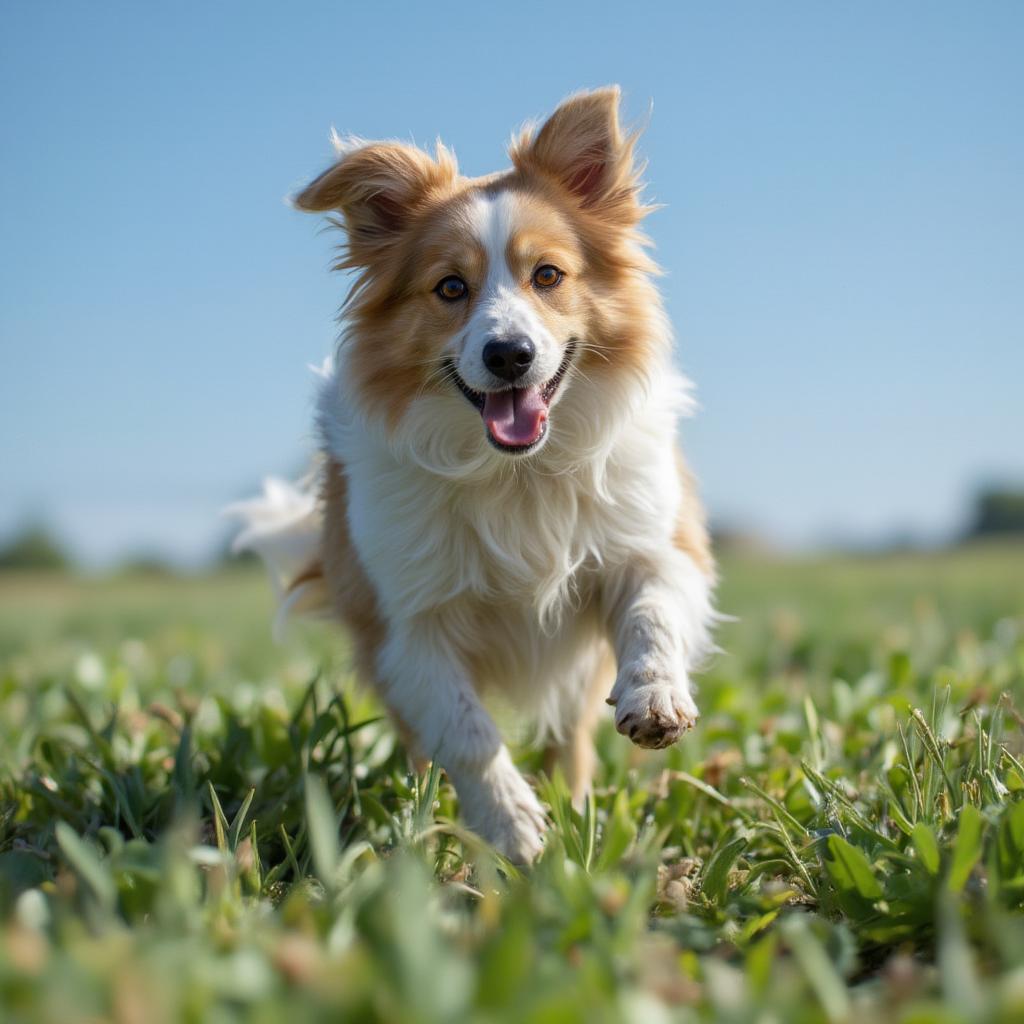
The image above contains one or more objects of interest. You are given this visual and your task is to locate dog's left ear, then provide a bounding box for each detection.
[510,86,647,224]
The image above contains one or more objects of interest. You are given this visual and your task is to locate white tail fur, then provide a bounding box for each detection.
[224,474,329,639]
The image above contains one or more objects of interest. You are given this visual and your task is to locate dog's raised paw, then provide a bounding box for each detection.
[611,682,699,750]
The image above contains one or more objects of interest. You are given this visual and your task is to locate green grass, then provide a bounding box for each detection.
[2,544,1024,1023]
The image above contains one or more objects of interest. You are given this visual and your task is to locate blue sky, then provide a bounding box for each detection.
[2,2,1022,565]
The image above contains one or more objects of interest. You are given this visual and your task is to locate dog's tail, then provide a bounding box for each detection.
[224,472,331,639]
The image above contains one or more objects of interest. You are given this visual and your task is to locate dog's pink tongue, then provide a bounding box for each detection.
[483,387,547,447]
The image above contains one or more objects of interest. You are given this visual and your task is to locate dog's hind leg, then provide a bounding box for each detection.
[543,643,615,807]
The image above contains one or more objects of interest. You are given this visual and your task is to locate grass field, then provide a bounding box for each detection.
[2,544,1023,1023]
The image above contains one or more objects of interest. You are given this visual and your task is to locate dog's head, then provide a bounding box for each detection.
[297,87,664,461]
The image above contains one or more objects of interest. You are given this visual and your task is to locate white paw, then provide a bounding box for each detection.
[608,666,699,750]
[451,748,547,864]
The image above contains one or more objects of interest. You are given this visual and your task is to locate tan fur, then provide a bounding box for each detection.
[543,648,615,805]
[673,448,715,579]
[319,459,384,679]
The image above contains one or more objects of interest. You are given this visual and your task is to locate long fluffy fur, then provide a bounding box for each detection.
[230,87,716,862]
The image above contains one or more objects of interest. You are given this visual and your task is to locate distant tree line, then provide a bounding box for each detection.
[0,524,72,571]
[964,487,1024,539]
[0,520,257,574]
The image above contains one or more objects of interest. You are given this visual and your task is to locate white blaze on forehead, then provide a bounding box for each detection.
[468,189,518,290]
[458,190,560,389]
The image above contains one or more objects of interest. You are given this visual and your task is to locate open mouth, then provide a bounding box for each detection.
[448,341,576,454]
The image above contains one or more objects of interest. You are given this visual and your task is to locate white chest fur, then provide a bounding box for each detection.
[336,372,684,626]
[314,349,707,729]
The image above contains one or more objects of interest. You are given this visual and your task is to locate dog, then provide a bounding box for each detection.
[231,87,716,863]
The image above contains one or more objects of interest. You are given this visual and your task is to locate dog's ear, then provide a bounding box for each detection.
[293,140,457,258]
[510,86,647,223]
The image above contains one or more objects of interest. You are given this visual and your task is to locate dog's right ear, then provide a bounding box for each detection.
[293,140,457,257]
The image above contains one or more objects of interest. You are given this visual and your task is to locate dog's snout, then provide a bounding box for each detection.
[482,335,535,383]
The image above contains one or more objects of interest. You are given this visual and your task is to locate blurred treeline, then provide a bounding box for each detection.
[966,487,1024,539]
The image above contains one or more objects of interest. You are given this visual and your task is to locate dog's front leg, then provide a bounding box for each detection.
[377,619,546,863]
[603,551,713,749]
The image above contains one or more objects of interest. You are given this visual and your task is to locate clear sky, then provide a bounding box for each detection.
[2,2,1022,565]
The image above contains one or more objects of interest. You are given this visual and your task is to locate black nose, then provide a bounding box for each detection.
[482,335,535,383]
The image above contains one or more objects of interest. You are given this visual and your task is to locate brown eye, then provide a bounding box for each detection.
[435,276,468,301]
[533,265,562,289]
